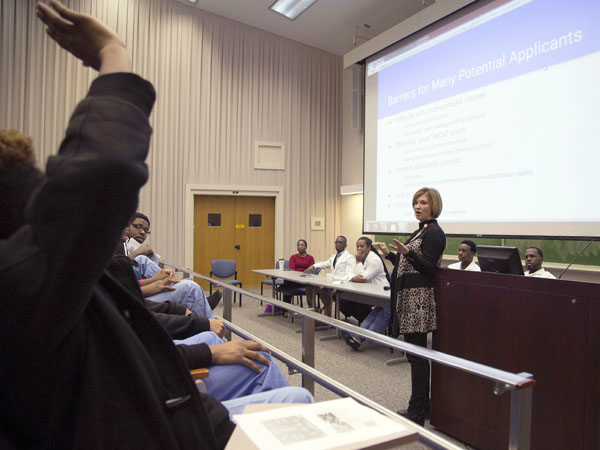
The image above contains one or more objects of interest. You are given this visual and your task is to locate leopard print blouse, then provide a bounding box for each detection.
[395,221,445,334]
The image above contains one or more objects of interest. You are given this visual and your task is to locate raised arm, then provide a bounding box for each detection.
[400,230,446,276]
[36,0,129,74]
[2,1,155,360]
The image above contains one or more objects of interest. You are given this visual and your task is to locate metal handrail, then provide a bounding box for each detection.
[225,319,463,450]
[166,263,534,388]
[164,262,535,450]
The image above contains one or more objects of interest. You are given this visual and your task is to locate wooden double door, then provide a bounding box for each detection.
[193,195,274,290]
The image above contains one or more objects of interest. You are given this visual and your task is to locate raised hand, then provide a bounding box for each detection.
[373,242,390,256]
[36,0,129,73]
[392,238,409,255]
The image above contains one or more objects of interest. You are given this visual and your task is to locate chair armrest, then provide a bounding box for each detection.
[191,368,210,380]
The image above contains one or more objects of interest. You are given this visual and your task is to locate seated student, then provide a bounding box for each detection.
[174,332,312,413]
[524,247,556,279]
[341,237,391,350]
[114,228,225,339]
[281,239,315,309]
[124,214,223,310]
[304,236,355,316]
[447,240,481,271]
[126,212,160,263]
[0,5,308,448]
[264,239,314,315]
[107,252,312,411]
[134,253,223,314]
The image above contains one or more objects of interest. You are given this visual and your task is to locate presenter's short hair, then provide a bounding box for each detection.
[412,187,443,218]
[461,240,477,254]
[527,246,543,258]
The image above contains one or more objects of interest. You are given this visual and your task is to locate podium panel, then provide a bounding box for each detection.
[431,269,598,450]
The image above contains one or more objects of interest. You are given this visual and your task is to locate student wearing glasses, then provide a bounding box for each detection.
[126,212,160,263]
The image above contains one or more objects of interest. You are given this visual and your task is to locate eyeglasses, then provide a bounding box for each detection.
[131,223,151,234]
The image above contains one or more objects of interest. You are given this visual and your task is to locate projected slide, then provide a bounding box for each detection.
[363,0,600,238]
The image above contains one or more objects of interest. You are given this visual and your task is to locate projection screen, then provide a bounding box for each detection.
[363,0,600,239]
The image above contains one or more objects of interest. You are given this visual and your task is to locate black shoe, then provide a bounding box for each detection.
[207,290,222,309]
[397,404,430,419]
[397,409,425,427]
[341,331,362,351]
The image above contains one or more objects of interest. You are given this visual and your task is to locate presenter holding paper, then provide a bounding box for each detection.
[374,187,446,427]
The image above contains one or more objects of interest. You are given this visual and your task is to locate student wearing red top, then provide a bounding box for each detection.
[282,239,315,305]
[289,239,315,272]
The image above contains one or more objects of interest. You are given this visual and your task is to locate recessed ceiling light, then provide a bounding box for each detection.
[270,0,318,20]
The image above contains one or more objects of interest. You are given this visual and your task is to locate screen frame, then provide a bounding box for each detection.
[359,0,599,241]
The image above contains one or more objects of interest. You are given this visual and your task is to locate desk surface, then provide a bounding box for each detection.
[252,268,389,299]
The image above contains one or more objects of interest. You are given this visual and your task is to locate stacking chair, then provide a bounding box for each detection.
[209,260,243,306]
[289,267,321,308]
[260,259,288,301]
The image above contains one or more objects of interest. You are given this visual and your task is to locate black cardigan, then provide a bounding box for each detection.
[0,73,233,449]
[386,219,446,336]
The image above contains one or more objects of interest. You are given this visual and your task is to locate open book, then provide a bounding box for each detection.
[230,397,417,450]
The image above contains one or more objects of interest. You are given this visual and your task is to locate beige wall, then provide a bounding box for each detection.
[338,1,477,247]
[1,0,343,268]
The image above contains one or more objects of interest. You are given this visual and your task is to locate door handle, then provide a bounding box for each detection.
[234,245,240,250]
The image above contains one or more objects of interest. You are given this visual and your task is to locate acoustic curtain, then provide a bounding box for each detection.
[1,0,342,265]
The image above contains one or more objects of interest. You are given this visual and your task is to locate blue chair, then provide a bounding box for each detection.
[260,259,288,300]
[210,260,243,306]
[287,266,321,308]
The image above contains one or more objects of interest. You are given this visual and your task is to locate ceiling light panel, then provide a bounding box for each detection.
[270,0,318,20]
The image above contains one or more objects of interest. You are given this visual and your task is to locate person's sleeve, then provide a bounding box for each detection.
[360,253,385,281]
[340,254,356,281]
[5,73,155,357]
[151,311,210,340]
[385,252,398,265]
[144,299,188,315]
[289,255,297,271]
[308,255,315,267]
[315,255,332,270]
[176,343,212,369]
[405,229,446,276]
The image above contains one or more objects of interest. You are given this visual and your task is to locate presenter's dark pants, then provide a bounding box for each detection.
[404,332,430,418]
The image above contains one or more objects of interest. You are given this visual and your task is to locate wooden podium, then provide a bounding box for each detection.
[431,269,600,450]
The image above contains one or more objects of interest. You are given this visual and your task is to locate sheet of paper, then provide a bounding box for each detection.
[126,238,161,264]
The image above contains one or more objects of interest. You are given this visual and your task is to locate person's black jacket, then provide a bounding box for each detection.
[0,73,233,449]
[106,255,214,367]
[386,219,446,337]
